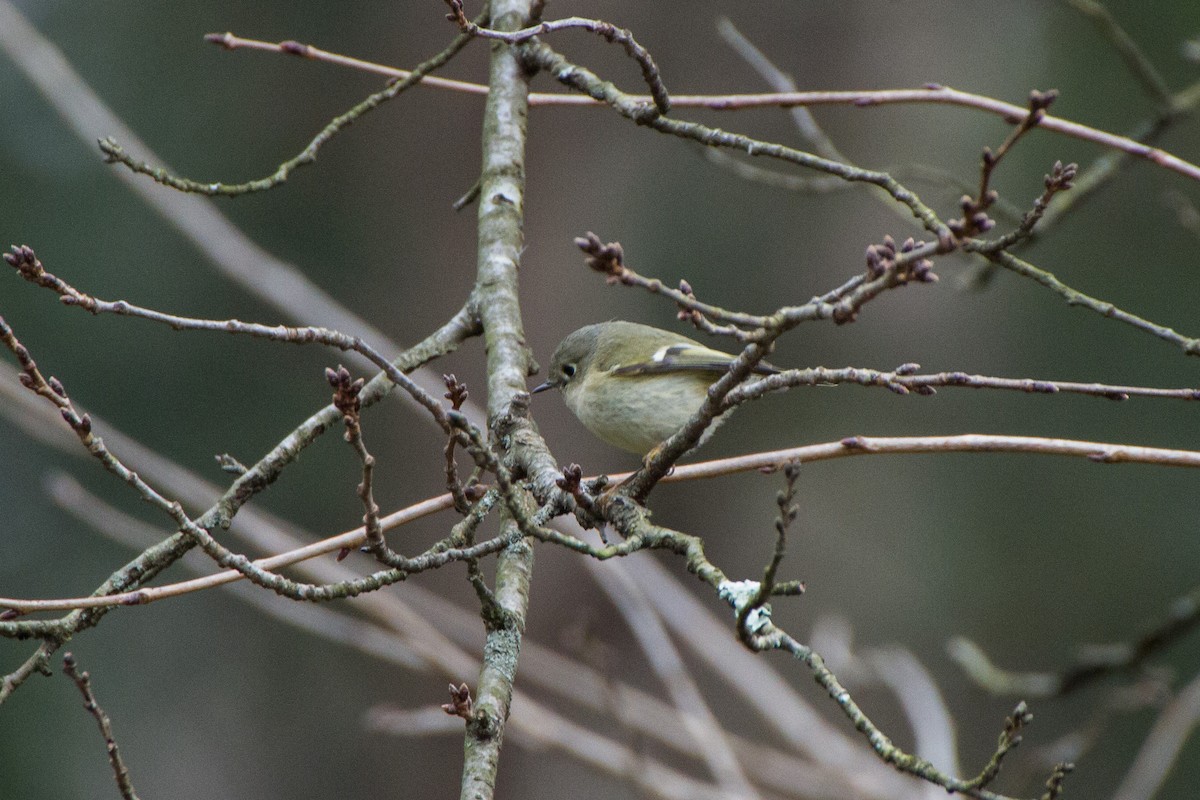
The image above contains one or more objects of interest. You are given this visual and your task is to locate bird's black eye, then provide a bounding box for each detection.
[561,363,576,379]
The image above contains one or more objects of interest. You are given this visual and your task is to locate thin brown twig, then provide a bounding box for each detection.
[62,653,140,800]
[6,432,1199,616]
[191,31,1200,185]
[326,365,391,560]
[5,245,455,430]
[442,374,475,514]
[654,87,1200,183]
[951,90,1059,239]
[102,10,488,196]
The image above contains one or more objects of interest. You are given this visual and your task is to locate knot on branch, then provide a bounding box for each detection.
[443,373,469,410]
[948,192,997,237]
[575,232,629,284]
[3,244,40,278]
[864,236,935,284]
[203,32,236,49]
[5,245,98,311]
[441,682,473,719]
[278,40,314,57]
[443,0,469,28]
[1044,160,1077,194]
[326,364,364,422]
[1027,88,1058,119]
[674,279,709,328]
[556,463,611,534]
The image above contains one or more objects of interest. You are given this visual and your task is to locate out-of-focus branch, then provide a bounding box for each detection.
[1062,0,1174,109]
[589,552,763,799]
[949,584,1200,698]
[1111,669,1200,800]
[715,17,849,163]
[48,471,902,800]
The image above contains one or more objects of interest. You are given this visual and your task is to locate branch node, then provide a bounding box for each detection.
[441,682,474,719]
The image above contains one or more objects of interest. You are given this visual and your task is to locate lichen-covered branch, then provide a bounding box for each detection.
[458,1,540,797]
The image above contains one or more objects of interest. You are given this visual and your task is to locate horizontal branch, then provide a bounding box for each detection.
[0,492,456,615]
[5,245,455,430]
[5,433,1195,617]
[727,365,1200,405]
[206,33,1200,184]
[687,434,1200,474]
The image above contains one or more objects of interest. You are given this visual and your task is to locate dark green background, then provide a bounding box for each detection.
[3,1,1199,798]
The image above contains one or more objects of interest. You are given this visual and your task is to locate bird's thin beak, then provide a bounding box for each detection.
[530,380,555,394]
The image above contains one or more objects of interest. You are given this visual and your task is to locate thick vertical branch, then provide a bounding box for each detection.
[475,8,536,420]
[461,1,537,798]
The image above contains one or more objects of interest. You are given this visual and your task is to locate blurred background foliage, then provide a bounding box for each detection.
[2,0,1199,798]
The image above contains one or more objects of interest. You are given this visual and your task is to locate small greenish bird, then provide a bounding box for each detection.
[531,321,778,455]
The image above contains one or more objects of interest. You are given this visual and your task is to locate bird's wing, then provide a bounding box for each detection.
[610,343,778,376]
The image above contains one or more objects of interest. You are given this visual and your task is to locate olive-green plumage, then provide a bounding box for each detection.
[532,321,777,454]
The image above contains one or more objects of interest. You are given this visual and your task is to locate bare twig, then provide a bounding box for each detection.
[62,653,140,800]
[734,617,1063,800]
[327,364,394,562]
[735,461,805,644]
[102,9,488,196]
[445,5,670,114]
[5,245,456,430]
[982,161,1079,249]
[195,22,1200,187]
[442,374,475,514]
[7,430,1200,617]
[969,247,1200,356]
[728,362,1200,406]
[951,90,1059,239]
